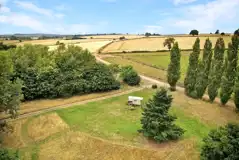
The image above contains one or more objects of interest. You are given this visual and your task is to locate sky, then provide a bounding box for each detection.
[0,0,238,34]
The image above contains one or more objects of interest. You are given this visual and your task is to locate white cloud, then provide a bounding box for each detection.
[14,1,52,16]
[54,13,65,19]
[14,1,64,19]
[0,0,10,13]
[0,13,46,32]
[0,6,10,12]
[154,0,239,34]
[172,0,197,5]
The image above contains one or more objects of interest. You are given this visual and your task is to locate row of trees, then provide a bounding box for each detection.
[189,28,239,36]
[167,35,239,108]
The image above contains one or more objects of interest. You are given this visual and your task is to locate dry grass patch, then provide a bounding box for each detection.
[0,119,27,148]
[27,113,68,141]
[172,91,239,126]
[39,131,198,160]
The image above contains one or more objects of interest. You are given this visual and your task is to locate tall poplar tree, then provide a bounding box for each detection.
[208,38,225,102]
[220,36,239,105]
[167,42,181,91]
[195,38,213,98]
[184,38,200,97]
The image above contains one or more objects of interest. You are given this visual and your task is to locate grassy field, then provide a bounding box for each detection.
[101,36,232,53]
[102,49,238,85]
[2,88,239,159]
[118,51,190,82]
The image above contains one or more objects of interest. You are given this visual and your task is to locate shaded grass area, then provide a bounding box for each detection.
[57,89,211,147]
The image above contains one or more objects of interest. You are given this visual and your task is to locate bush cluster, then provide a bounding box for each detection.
[9,44,120,100]
[120,66,140,86]
[201,123,239,160]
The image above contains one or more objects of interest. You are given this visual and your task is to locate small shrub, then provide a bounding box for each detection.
[152,84,157,89]
[119,36,125,40]
[201,123,239,160]
[120,66,141,86]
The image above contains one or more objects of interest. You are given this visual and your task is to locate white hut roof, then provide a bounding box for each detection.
[128,96,143,101]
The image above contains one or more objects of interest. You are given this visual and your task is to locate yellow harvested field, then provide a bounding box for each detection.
[39,131,198,160]
[82,34,144,39]
[0,119,27,148]
[74,40,112,52]
[27,113,68,141]
[16,39,111,46]
[48,40,112,52]
[102,36,232,53]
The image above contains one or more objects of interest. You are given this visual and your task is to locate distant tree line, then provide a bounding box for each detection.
[145,32,161,37]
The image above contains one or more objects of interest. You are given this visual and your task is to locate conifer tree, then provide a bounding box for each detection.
[220,36,239,105]
[140,87,184,143]
[234,71,239,110]
[167,42,181,91]
[208,38,225,102]
[184,38,200,97]
[195,38,213,98]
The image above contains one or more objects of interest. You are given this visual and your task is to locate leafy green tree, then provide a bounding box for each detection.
[184,38,200,97]
[195,38,213,98]
[167,42,181,91]
[234,29,239,36]
[220,36,239,105]
[215,29,220,34]
[189,30,199,36]
[0,52,22,118]
[145,32,151,37]
[140,87,184,142]
[120,66,140,86]
[208,38,225,102]
[201,123,239,160]
[163,37,175,50]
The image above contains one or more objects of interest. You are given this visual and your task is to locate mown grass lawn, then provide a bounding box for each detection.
[57,89,211,146]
